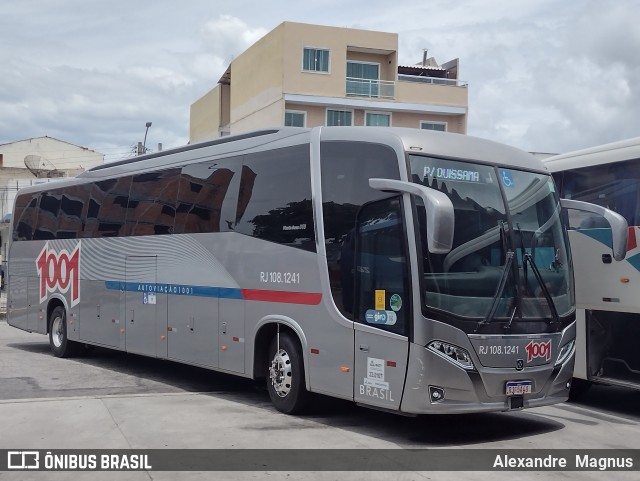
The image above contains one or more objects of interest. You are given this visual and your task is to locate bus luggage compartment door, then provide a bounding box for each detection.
[167,295,219,368]
[124,256,159,357]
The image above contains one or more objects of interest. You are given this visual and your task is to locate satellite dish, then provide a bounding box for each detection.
[24,155,62,178]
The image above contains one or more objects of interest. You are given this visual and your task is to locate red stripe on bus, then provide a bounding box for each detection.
[241,289,322,305]
[628,226,637,251]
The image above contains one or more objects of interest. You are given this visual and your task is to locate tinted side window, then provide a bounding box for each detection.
[33,192,61,240]
[559,159,640,228]
[57,186,87,239]
[83,177,131,238]
[126,168,180,236]
[354,197,410,336]
[175,157,240,234]
[234,144,315,251]
[12,192,40,241]
[320,141,401,319]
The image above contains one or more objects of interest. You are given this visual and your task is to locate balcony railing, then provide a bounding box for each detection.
[346,77,395,99]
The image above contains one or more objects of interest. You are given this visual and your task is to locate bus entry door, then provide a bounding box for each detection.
[125,256,159,357]
[354,326,407,410]
[352,196,410,411]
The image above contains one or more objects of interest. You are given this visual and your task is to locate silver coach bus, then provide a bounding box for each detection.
[6,127,627,415]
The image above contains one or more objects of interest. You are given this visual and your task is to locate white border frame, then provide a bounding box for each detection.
[325,108,354,126]
[346,60,381,80]
[284,109,307,127]
[302,46,331,74]
[364,110,392,127]
[420,120,448,132]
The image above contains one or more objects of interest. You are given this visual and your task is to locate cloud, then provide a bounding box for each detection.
[0,10,269,161]
[200,15,268,64]
[392,0,640,153]
[523,1,640,151]
[1,1,638,161]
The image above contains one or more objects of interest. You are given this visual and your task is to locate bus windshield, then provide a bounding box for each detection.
[409,155,574,325]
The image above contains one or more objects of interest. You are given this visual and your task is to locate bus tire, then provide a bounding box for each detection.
[267,332,310,414]
[48,306,76,358]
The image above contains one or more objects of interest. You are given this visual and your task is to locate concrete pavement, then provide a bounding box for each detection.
[1,318,639,480]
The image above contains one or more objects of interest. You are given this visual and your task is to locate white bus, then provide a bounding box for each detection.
[7,127,626,415]
[545,137,640,395]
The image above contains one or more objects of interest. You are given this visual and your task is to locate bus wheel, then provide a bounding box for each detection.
[267,332,310,414]
[48,306,76,358]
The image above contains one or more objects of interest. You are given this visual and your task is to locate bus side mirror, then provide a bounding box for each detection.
[560,198,628,261]
[369,178,454,254]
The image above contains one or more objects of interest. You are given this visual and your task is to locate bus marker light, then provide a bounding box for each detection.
[310,348,320,354]
[386,361,396,367]
[120,328,125,334]
[621,278,630,283]
[233,336,239,342]
[340,366,350,372]
[160,335,166,340]
[221,345,227,351]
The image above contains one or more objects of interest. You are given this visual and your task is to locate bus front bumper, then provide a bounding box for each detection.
[400,342,574,414]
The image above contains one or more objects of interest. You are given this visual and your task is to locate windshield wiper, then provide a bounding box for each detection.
[476,250,515,332]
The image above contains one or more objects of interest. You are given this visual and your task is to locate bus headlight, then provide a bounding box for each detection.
[427,341,475,370]
[555,339,575,366]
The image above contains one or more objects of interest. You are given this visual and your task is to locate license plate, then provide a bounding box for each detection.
[506,381,532,395]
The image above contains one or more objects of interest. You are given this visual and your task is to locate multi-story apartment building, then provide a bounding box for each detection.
[190,22,468,142]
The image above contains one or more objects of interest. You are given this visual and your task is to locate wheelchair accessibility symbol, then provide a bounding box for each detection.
[142,292,157,305]
[500,169,514,188]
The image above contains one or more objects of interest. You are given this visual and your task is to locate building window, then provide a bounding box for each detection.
[327,110,353,126]
[347,61,379,80]
[365,112,391,127]
[420,121,447,132]
[347,61,380,97]
[285,111,306,127]
[303,48,329,73]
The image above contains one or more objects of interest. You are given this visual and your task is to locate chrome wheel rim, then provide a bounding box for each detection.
[51,316,64,348]
[269,348,292,398]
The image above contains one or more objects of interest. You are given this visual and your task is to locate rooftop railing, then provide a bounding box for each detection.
[397,74,468,87]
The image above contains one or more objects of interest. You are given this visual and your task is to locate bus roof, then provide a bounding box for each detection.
[544,136,640,172]
[14,127,546,196]
[319,127,543,172]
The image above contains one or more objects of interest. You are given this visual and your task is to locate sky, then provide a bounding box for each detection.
[1,0,639,165]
